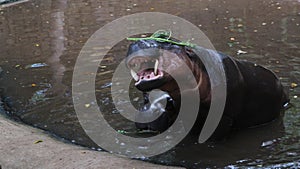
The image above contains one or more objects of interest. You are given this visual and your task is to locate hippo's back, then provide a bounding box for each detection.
[233,60,288,127]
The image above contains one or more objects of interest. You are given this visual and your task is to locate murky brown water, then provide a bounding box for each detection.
[0,0,300,168]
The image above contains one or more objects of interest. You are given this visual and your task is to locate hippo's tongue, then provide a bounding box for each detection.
[135,69,163,86]
[139,69,156,80]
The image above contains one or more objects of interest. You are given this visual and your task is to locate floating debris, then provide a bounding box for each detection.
[261,140,275,147]
[34,140,43,144]
[117,130,128,134]
[100,82,112,89]
[237,23,243,27]
[30,88,49,104]
[25,63,48,69]
[291,83,298,88]
[237,50,247,55]
[133,97,139,102]
[287,152,297,156]
[229,17,245,33]
[227,41,240,48]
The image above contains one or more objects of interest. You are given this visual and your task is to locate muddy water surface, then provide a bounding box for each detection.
[0,0,300,168]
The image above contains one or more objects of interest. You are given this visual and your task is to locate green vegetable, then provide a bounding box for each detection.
[127,30,196,48]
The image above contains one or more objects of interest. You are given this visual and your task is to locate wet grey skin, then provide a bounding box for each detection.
[125,39,289,139]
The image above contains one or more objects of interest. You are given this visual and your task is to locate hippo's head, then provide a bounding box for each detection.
[125,38,211,132]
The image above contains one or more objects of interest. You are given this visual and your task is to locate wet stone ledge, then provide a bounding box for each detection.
[0,114,183,169]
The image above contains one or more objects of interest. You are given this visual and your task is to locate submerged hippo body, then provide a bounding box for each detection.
[126,39,288,139]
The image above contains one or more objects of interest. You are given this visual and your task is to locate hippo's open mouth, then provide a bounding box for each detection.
[126,57,167,91]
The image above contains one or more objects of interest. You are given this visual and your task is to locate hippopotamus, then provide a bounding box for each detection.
[125,37,288,139]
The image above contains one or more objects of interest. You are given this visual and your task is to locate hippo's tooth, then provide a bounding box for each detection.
[154,59,159,75]
[131,69,139,81]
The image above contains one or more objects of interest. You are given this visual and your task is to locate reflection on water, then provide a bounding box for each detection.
[0,0,299,168]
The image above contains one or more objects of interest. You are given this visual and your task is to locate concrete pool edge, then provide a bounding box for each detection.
[0,115,184,169]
